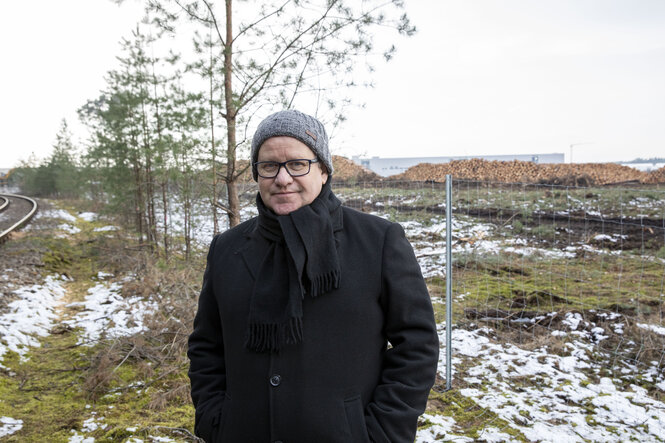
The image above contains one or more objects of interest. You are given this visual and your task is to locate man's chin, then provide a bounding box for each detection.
[269,201,301,215]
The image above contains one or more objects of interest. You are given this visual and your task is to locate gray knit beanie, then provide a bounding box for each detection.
[251,110,333,181]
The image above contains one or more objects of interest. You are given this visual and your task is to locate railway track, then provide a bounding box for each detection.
[0,194,38,244]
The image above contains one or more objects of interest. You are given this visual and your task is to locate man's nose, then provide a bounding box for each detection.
[273,165,293,186]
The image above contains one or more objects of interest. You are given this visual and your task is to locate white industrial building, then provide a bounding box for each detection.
[352,153,566,177]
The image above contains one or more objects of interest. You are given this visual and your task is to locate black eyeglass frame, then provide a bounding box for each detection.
[254,158,320,178]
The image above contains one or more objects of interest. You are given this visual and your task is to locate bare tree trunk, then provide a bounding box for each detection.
[182,155,192,260]
[141,101,157,248]
[161,181,169,259]
[151,61,169,258]
[224,0,241,228]
[210,34,219,234]
[133,161,145,244]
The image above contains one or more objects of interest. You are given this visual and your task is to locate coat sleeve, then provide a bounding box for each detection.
[188,235,227,442]
[365,222,440,443]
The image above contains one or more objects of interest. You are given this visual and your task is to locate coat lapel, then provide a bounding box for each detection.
[236,220,269,281]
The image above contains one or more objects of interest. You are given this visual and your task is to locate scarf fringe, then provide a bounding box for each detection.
[246,317,304,353]
[309,269,341,297]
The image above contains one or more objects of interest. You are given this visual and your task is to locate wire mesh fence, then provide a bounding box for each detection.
[335,178,665,384]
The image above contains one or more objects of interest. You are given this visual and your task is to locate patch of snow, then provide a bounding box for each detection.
[96,271,113,280]
[81,414,106,432]
[58,223,81,234]
[63,281,157,345]
[69,412,107,442]
[593,234,616,242]
[0,275,67,367]
[476,427,518,442]
[0,417,23,438]
[48,209,77,222]
[637,323,665,336]
[78,212,97,222]
[415,414,467,442]
[93,226,117,232]
[562,312,584,330]
[590,326,608,342]
[68,431,94,443]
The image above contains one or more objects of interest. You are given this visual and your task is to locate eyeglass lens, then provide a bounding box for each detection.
[257,160,313,177]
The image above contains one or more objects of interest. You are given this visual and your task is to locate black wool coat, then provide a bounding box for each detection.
[188,206,439,443]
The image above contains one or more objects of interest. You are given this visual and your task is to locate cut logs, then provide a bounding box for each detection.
[229,157,665,185]
[389,159,665,185]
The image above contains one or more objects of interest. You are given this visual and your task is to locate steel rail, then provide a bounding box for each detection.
[0,196,8,212]
[0,194,38,244]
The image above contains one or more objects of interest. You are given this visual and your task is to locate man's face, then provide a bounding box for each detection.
[257,136,328,215]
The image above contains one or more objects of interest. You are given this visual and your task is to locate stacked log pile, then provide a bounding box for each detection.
[390,158,665,185]
[331,155,381,182]
[644,166,665,184]
[229,156,665,185]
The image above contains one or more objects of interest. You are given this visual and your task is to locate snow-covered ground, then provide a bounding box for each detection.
[391,214,637,279]
[0,208,171,441]
[167,199,258,246]
[63,275,158,346]
[415,318,665,442]
[3,201,664,442]
[0,275,68,368]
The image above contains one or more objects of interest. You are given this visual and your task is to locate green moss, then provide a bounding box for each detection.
[424,389,529,441]
[656,246,665,259]
[0,201,197,442]
[512,219,524,233]
[0,322,195,442]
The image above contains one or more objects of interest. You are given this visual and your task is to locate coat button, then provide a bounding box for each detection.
[269,374,282,386]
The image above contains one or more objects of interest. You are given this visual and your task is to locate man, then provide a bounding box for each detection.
[188,110,439,442]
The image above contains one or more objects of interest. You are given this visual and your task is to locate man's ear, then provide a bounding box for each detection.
[319,163,329,183]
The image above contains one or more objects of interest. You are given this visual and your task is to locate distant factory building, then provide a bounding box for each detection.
[352,153,565,177]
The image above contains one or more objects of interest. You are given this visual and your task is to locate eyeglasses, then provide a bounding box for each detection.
[254,158,319,178]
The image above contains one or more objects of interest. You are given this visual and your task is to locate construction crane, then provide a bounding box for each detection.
[0,168,14,187]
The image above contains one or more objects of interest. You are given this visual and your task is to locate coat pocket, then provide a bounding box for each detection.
[344,395,370,443]
[213,393,232,442]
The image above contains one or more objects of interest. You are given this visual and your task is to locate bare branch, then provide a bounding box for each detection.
[213,200,233,215]
[233,162,251,181]
[236,0,339,111]
[232,0,292,44]
[287,47,314,108]
[201,0,227,46]
[173,0,209,23]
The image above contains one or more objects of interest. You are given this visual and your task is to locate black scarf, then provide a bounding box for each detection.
[246,181,342,352]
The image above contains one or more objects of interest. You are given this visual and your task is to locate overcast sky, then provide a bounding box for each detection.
[2,0,664,169]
